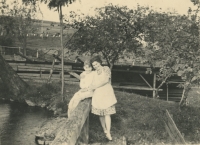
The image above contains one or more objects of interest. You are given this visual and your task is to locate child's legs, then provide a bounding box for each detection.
[99,116,107,132]
[68,92,80,109]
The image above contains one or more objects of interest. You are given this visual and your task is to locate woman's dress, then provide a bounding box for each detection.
[91,66,117,116]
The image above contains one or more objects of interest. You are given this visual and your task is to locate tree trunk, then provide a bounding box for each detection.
[23,35,27,56]
[0,54,29,98]
[59,5,64,101]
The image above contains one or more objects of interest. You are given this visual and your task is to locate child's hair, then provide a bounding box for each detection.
[84,59,92,67]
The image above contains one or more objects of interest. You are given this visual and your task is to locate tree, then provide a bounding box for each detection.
[10,1,39,56]
[0,0,40,56]
[0,16,16,46]
[142,11,200,105]
[22,0,77,101]
[0,1,16,46]
[67,5,147,69]
[0,0,30,99]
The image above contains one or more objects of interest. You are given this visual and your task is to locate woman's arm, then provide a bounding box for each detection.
[89,66,110,90]
[91,77,109,90]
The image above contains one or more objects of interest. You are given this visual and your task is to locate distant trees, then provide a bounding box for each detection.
[22,0,78,101]
[0,0,40,56]
[0,1,15,46]
[0,15,16,46]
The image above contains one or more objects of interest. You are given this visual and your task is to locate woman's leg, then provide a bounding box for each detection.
[99,116,107,133]
[105,115,112,140]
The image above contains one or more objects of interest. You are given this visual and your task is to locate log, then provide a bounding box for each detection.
[51,99,91,145]
[164,110,186,144]
[76,114,89,145]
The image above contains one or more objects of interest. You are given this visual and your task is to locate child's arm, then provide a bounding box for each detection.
[79,72,85,89]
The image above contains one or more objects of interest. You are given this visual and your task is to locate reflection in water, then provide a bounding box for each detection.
[0,101,53,145]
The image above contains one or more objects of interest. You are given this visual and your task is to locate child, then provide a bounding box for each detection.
[68,59,94,117]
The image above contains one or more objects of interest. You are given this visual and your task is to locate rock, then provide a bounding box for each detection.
[36,117,67,143]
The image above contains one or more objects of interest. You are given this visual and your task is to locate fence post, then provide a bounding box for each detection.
[153,73,156,98]
[48,59,55,83]
[0,46,2,55]
[40,68,42,78]
[36,50,39,58]
[167,83,169,101]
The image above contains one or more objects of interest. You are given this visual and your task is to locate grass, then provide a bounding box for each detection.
[12,81,200,144]
[88,88,200,144]
[84,87,200,144]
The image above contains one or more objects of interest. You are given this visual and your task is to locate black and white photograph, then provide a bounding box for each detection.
[0,0,200,144]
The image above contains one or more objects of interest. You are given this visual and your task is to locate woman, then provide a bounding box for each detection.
[89,55,117,141]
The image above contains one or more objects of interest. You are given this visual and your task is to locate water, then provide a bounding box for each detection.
[0,101,53,145]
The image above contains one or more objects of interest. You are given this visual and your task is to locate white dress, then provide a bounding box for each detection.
[91,66,117,115]
[68,71,94,117]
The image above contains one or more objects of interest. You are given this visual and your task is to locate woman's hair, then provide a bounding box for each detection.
[90,55,102,65]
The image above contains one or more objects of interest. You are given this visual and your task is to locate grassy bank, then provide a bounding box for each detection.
[1,80,200,144]
[89,89,200,144]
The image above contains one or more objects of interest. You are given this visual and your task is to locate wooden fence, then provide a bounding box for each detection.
[7,60,184,101]
[8,61,163,92]
[8,61,81,83]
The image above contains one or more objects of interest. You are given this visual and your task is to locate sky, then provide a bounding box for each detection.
[37,0,196,22]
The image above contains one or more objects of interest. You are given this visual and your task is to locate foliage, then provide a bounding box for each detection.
[22,0,77,101]
[142,11,200,104]
[0,0,40,55]
[0,1,16,45]
[191,0,200,5]
[66,5,148,68]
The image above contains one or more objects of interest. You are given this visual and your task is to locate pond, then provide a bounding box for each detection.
[0,100,53,145]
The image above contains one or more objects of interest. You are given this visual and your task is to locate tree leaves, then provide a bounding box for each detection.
[67,5,148,68]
